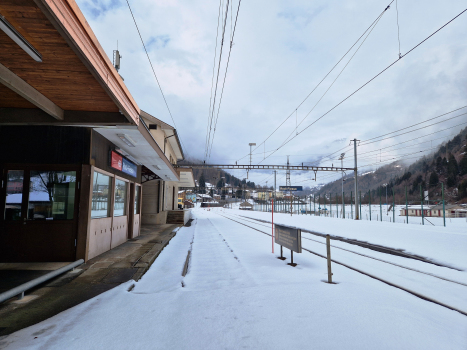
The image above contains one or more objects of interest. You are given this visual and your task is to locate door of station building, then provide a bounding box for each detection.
[0,166,80,262]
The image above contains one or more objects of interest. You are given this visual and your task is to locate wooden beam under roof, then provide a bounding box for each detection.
[0,62,64,120]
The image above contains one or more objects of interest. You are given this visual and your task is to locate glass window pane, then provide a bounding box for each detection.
[5,170,24,220]
[91,171,111,219]
[29,171,76,220]
[134,186,140,214]
[114,179,127,217]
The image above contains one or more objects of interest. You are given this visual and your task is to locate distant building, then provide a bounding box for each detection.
[400,205,467,218]
[239,201,253,210]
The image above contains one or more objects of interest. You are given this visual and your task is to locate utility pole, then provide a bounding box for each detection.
[339,153,345,219]
[353,139,359,220]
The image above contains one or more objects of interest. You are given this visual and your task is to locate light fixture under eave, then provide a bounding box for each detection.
[0,14,42,62]
[117,134,136,147]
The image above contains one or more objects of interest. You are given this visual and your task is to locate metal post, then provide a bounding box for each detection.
[335,195,338,218]
[379,188,382,221]
[271,199,274,254]
[340,154,345,219]
[369,190,371,221]
[359,191,362,221]
[350,191,353,219]
[326,235,332,283]
[343,192,345,219]
[314,197,316,216]
[353,138,359,220]
[319,194,321,216]
[405,186,408,224]
[393,188,395,223]
[290,192,293,216]
[420,184,424,225]
[442,182,445,227]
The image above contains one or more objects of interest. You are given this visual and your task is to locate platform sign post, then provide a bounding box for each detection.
[275,224,302,267]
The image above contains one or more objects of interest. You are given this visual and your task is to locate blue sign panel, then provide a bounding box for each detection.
[122,158,137,177]
[279,186,303,191]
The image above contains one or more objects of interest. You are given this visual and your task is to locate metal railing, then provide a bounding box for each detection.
[0,259,84,304]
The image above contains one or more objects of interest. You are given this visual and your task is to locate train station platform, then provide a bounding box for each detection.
[0,224,181,336]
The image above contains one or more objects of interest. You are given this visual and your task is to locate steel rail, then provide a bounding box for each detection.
[239,215,461,270]
[215,212,467,317]
[226,213,467,287]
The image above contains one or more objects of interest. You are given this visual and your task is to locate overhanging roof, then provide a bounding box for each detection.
[93,121,179,182]
[140,110,184,160]
[0,0,139,125]
[176,168,195,187]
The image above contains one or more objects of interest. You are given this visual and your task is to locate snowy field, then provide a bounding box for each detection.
[1,208,467,349]
[247,202,467,228]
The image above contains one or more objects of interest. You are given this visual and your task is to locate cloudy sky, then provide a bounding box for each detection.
[76,0,467,187]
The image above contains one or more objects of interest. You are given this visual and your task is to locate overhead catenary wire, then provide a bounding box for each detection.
[205,0,224,159]
[208,0,243,158]
[235,2,395,162]
[359,106,467,144]
[205,0,230,158]
[275,12,386,155]
[124,0,186,152]
[255,7,467,165]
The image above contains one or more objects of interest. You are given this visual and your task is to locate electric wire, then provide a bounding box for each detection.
[124,0,186,151]
[205,0,224,159]
[235,2,395,162]
[275,12,386,155]
[360,106,467,144]
[255,7,467,164]
[205,0,230,158]
[208,0,243,157]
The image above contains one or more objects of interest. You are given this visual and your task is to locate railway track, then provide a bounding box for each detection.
[236,214,461,270]
[214,210,467,317]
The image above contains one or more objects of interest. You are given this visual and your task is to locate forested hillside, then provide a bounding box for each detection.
[314,127,467,204]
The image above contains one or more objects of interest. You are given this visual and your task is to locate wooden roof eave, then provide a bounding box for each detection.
[34,0,140,124]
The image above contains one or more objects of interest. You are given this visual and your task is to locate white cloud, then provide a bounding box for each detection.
[76,0,467,186]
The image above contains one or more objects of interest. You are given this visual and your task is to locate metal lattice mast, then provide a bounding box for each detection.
[286,155,291,186]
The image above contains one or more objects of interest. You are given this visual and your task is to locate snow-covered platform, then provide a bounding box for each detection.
[2,208,466,349]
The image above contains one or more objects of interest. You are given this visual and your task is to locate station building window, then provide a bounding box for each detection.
[28,170,76,220]
[4,170,24,221]
[114,179,128,217]
[91,171,111,218]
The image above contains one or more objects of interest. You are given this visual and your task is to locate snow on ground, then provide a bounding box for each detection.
[1,208,467,349]
[235,208,467,271]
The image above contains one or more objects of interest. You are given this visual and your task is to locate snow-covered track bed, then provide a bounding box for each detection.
[217,211,467,317]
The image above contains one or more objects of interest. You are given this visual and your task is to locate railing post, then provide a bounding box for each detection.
[326,235,332,283]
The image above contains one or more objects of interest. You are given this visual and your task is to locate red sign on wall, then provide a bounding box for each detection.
[111,151,123,171]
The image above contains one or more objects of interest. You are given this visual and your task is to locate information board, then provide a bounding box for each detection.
[110,151,123,171]
[122,158,137,177]
[279,186,303,191]
[274,224,302,253]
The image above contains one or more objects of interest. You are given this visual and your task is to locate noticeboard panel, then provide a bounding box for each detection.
[274,224,302,253]
[279,186,303,191]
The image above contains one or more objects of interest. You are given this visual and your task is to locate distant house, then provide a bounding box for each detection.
[239,201,253,210]
[400,205,467,218]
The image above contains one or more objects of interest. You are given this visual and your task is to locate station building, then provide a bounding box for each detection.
[0,0,193,262]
